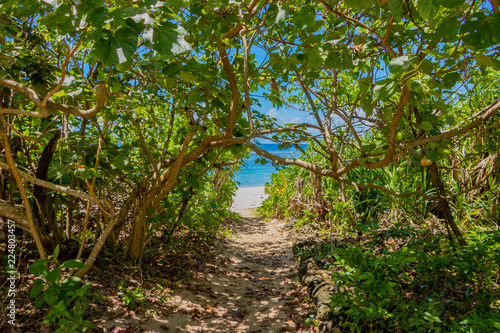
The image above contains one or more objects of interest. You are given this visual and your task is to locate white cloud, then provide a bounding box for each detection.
[267,108,279,118]
[266,108,303,126]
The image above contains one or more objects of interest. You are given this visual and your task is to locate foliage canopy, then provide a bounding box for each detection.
[0,0,499,273]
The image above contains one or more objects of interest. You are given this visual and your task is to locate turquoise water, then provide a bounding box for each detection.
[234,143,302,188]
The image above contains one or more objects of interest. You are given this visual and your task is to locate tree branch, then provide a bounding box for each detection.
[319,0,397,58]
[217,44,240,136]
[0,200,29,230]
[0,78,107,119]
[0,160,111,209]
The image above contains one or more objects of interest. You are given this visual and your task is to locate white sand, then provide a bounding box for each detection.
[231,186,268,210]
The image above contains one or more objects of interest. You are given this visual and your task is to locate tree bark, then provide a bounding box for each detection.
[0,200,29,229]
[33,130,62,247]
[129,200,146,261]
[428,163,466,247]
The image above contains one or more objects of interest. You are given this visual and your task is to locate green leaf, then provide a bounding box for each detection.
[46,268,62,283]
[111,80,122,93]
[374,79,398,101]
[441,0,465,8]
[415,0,442,20]
[426,149,443,161]
[38,4,75,34]
[30,279,46,297]
[409,76,430,93]
[34,294,45,309]
[181,214,193,228]
[345,0,377,9]
[179,70,196,83]
[361,143,376,154]
[442,72,460,88]
[93,28,138,65]
[325,50,354,70]
[426,50,450,60]
[60,276,82,287]
[186,175,201,189]
[60,259,86,269]
[476,55,500,70]
[145,22,192,56]
[421,121,433,131]
[461,13,500,50]
[435,13,461,42]
[308,47,326,69]
[387,0,404,21]
[112,154,130,169]
[292,4,316,30]
[84,6,108,27]
[44,290,58,306]
[324,51,341,69]
[389,55,415,74]
[52,245,60,261]
[419,59,434,73]
[29,260,50,277]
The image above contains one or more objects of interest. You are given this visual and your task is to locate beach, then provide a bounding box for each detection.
[231,186,268,209]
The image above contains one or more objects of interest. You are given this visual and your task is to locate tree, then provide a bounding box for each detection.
[0,0,499,276]
[235,0,500,245]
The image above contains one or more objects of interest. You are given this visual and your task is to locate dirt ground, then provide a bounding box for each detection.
[100,209,317,332]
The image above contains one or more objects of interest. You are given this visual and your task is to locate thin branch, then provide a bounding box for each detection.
[41,41,81,108]
[217,44,240,136]
[241,29,254,133]
[221,0,266,39]
[319,0,397,58]
[0,160,110,209]
[0,120,46,259]
[246,140,336,177]
[125,109,160,185]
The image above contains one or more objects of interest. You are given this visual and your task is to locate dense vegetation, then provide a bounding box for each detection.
[0,0,499,331]
[259,143,500,331]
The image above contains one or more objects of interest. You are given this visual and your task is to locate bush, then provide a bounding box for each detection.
[29,246,95,332]
[328,227,500,332]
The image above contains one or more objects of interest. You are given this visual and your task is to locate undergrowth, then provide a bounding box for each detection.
[264,143,500,332]
[295,223,500,332]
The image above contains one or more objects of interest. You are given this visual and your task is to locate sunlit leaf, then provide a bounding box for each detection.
[92,28,138,65]
[421,121,433,131]
[389,55,416,74]
[145,22,192,56]
[179,70,196,83]
[374,79,398,101]
[60,259,86,269]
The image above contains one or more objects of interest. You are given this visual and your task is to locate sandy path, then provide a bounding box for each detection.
[123,208,314,332]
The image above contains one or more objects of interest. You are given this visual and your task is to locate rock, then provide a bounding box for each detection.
[291,237,344,332]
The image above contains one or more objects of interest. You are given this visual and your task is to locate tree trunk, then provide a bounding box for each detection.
[65,117,87,240]
[428,163,466,247]
[33,130,62,247]
[129,198,147,261]
[0,218,6,265]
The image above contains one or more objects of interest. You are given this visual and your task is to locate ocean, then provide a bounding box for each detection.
[234,143,303,188]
